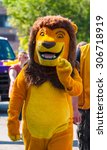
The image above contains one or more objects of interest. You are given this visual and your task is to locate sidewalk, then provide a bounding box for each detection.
[0,114,24,150]
[0,102,79,150]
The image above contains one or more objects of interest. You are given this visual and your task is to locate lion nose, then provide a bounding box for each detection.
[42,42,56,49]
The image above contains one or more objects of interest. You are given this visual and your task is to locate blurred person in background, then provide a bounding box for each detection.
[8,51,28,120]
[72,43,90,150]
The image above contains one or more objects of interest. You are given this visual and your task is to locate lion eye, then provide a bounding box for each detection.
[40,31,45,36]
[56,31,65,39]
[57,34,64,38]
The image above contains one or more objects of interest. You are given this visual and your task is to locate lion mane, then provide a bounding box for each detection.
[25,15,77,89]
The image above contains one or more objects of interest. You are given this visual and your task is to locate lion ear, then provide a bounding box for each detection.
[71,22,78,34]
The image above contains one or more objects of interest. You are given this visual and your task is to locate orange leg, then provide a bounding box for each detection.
[48,126,73,150]
[23,124,73,150]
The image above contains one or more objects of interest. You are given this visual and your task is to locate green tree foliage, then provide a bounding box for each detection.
[3,0,90,49]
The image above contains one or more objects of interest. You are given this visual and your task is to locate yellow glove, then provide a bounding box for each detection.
[56,58,73,90]
[56,58,83,96]
[9,135,21,141]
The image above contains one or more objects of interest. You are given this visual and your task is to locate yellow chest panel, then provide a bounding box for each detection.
[26,81,71,138]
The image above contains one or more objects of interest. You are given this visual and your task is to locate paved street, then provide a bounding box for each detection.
[0,102,79,150]
[0,113,24,150]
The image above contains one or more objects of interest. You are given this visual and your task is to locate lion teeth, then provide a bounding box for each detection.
[41,54,56,59]
[53,55,56,59]
[41,54,45,57]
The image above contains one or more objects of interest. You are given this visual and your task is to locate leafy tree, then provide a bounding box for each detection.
[3,0,90,50]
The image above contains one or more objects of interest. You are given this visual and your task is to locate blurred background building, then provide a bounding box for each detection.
[0,0,19,52]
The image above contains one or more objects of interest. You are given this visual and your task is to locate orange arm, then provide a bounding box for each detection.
[7,68,27,141]
[66,68,83,96]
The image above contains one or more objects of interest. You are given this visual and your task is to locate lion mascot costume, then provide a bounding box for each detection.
[7,15,83,150]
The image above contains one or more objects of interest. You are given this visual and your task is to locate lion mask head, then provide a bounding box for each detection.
[25,15,77,88]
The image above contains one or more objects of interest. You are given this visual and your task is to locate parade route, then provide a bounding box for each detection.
[0,113,24,150]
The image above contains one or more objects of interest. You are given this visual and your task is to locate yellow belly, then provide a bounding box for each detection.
[26,81,71,138]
